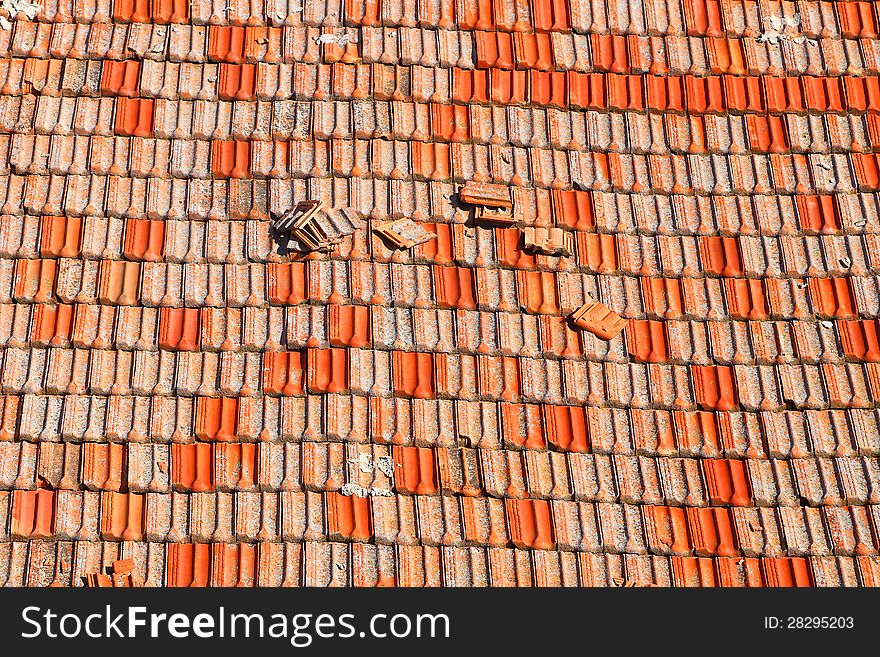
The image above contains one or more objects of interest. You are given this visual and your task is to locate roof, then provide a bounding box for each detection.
[1,0,880,587]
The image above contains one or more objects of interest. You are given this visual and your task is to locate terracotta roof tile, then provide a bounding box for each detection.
[326,491,373,542]
[101,60,141,97]
[114,97,154,137]
[11,488,55,539]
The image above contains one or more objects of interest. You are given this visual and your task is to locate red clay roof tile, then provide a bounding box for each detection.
[85,558,138,588]
[746,114,789,154]
[345,0,382,26]
[97,260,141,306]
[844,76,880,112]
[172,443,214,492]
[699,236,743,276]
[123,219,165,261]
[159,307,201,351]
[218,63,257,101]
[393,351,436,398]
[11,489,56,539]
[322,34,361,65]
[455,0,495,31]
[495,227,535,269]
[627,319,670,363]
[809,277,857,319]
[724,278,769,320]
[576,233,618,273]
[567,71,606,109]
[328,304,371,348]
[100,60,141,97]
[434,265,476,310]
[411,141,451,181]
[640,278,684,319]
[152,0,189,23]
[606,73,645,111]
[517,270,559,314]
[478,354,521,401]
[326,491,373,542]
[215,443,257,491]
[539,315,582,357]
[693,365,739,411]
[795,194,841,233]
[707,37,746,75]
[687,507,739,556]
[646,74,686,112]
[802,76,846,113]
[211,544,257,587]
[114,97,154,137]
[532,0,571,31]
[703,458,752,506]
[571,301,626,339]
[166,543,211,587]
[40,216,82,258]
[15,258,57,303]
[113,0,151,22]
[393,446,439,495]
[839,320,880,362]
[836,1,878,38]
[683,0,724,36]
[32,303,74,346]
[763,75,806,113]
[490,68,529,105]
[100,492,145,540]
[268,262,308,305]
[431,103,470,142]
[644,505,691,555]
[501,403,546,450]
[723,74,764,112]
[475,30,515,70]
[529,70,568,108]
[591,34,630,73]
[82,443,125,492]
[308,347,349,393]
[418,222,453,264]
[211,140,252,179]
[516,32,554,71]
[262,351,306,396]
[506,498,555,550]
[670,556,719,586]
[542,404,589,452]
[761,557,814,587]
[551,189,594,230]
[208,26,247,64]
[685,75,725,113]
[195,397,240,442]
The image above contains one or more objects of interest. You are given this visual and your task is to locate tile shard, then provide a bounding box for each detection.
[273,200,364,253]
[459,182,512,208]
[458,181,517,226]
[373,218,436,250]
[84,559,139,588]
[570,301,626,340]
[523,226,573,257]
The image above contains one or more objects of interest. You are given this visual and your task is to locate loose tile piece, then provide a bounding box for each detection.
[373,218,436,250]
[570,301,626,340]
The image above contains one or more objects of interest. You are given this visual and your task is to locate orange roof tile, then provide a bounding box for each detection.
[114,97,154,138]
[100,60,141,97]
